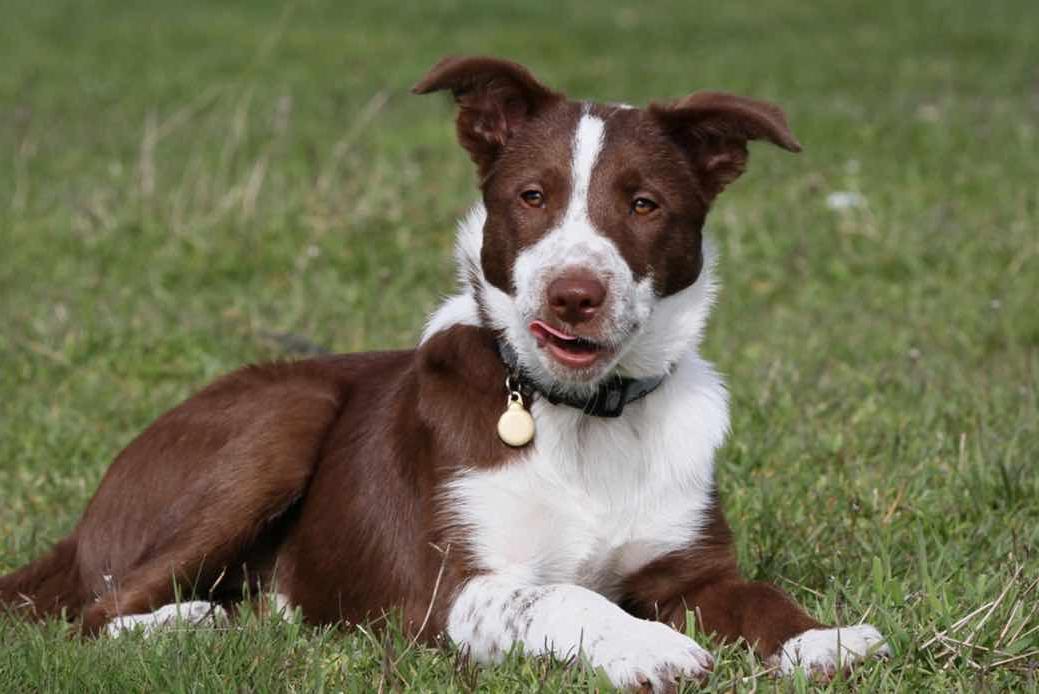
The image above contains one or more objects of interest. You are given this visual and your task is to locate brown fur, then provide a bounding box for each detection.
[1,56,821,667]
[2,326,518,638]
[411,55,564,181]
[416,57,800,307]
[621,499,820,658]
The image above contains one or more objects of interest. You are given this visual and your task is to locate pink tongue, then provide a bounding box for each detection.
[529,320,578,346]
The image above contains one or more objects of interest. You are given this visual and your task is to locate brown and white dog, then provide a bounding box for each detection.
[0,56,889,689]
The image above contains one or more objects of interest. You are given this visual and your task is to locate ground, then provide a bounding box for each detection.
[1,0,1037,691]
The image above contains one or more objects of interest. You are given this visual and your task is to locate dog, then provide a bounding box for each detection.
[0,56,889,689]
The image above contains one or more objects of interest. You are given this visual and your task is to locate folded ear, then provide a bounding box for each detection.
[649,91,801,201]
[413,55,563,177]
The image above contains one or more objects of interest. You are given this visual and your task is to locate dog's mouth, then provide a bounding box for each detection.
[529,320,612,370]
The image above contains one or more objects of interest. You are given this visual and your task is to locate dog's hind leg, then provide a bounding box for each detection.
[80,538,248,637]
[73,367,345,635]
[104,600,227,637]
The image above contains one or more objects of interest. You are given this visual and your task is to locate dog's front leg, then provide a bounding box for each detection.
[447,575,713,690]
[681,579,891,677]
[630,575,890,679]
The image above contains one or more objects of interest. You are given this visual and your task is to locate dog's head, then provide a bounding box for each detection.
[415,56,799,397]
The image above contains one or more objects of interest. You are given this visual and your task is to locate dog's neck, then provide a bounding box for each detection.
[496,340,666,417]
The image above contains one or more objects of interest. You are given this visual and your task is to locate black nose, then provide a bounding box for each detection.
[547,272,607,324]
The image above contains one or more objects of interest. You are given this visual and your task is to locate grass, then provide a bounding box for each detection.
[1,0,1037,690]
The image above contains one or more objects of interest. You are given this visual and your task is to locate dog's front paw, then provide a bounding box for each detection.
[772,624,890,679]
[587,619,713,691]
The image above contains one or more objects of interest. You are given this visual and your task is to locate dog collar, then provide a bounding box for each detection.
[497,341,666,418]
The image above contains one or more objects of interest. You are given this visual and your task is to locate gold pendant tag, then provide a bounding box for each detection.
[497,392,534,447]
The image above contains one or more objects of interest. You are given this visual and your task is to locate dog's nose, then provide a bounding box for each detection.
[547,273,607,324]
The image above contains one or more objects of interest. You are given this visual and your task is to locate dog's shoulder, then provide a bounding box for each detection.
[411,324,521,467]
[416,323,503,386]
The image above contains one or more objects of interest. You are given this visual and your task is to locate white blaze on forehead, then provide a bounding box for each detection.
[567,114,606,224]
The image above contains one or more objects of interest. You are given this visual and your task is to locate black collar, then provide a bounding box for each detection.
[498,341,666,418]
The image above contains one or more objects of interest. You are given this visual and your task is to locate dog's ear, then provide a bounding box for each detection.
[649,92,801,201]
[413,55,563,177]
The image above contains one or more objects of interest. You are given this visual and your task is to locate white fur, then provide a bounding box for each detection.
[618,240,719,377]
[443,352,726,595]
[423,119,719,388]
[428,126,727,587]
[451,112,713,397]
[420,206,486,343]
[774,625,891,675]
[105,601,227,637]
[424,110,888,688]
[423,202,717,374]
[442,284,727,692]
[426,113,731,690]
[272,592,294,617]
[447,576,713,690]
[499,114,654,392]
[570,114,605,211]
[420,292,480,342]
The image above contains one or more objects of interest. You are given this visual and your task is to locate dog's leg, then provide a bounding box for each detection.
[81,555,234,636]
[447,575,714,690]
[74,374,346,636]
[770,623,890,676]
[623,507,890,678]
[628,574,890,678]
[105,601,227,637]
[79,484,309,636]
[683,578,889,676]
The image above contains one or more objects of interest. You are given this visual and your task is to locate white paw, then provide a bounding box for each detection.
[586,619,714,690]
[106,601,227,637]
[774,624,890,677]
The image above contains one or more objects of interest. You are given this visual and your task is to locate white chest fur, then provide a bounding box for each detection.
[443,354,729,598]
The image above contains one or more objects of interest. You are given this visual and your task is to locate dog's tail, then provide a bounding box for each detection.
[0,536,85,621]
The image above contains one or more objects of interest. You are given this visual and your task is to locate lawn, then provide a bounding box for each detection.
[1,0,1037,690]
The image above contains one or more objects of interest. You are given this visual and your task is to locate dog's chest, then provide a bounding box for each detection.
[444,397,718,598]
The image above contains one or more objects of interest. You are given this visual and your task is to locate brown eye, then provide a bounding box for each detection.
[632,197,658,215]
[520,189,545,208]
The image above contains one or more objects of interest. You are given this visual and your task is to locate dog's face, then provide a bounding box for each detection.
[415,57,800,395]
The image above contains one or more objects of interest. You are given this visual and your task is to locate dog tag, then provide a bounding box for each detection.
[497,394,534,447]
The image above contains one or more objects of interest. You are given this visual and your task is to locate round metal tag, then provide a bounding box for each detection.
[497,400,534,447]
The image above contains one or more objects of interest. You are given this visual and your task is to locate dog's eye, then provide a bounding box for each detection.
[631,197,658,215]
[520,189,545,208]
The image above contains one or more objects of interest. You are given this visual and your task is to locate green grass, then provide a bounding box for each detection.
[1,0,1038,690]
